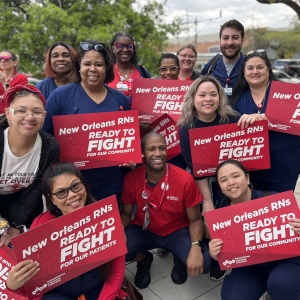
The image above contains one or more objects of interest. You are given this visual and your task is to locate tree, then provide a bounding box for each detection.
[256,0,300,19]
[0,0,182,75]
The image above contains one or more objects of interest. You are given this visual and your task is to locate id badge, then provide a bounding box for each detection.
[143,211,150,230]
[223,87,232,96]
[117,82,129,91]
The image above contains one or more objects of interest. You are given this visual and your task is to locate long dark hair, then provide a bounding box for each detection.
[230,51,277,108]
[42,162,111,278]
[110,32,138,65]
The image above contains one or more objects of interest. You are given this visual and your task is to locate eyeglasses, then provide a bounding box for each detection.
[158,66,179,73]
[178,53,197,59]
[0,56,12,62]
[8,107,46,119]
[245,49,266,58]
[51,182,84,199]
[113,43,134,51]
[80,42,106,52]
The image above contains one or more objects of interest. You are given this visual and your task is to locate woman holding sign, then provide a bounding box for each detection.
[231,50,300,192]
[6,162,125,300]
[178,76,239,212]
[209,159,300,300]
[0,85,59,247]
[42,40,130,206]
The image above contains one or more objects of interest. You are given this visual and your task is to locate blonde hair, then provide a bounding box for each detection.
[176,43,197,56]
[178,75,238,128]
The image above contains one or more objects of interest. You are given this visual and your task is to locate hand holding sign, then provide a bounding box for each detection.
[289,217,300,235]
[209,239,223,261]
[237,114,268,129]
[6,260,40,292]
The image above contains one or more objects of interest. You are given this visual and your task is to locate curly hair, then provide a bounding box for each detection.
[110,32,138,65]
[178,75,238,128]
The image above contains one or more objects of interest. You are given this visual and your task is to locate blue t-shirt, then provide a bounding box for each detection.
[235,82,300,185]
[36,78,58,100]
[42,82,130,204]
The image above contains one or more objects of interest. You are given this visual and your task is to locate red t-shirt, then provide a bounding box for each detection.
[107,64,141,98]
[122,164,203,236]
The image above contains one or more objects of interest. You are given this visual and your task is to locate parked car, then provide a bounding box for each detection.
[28,77,41,86]
[273,59,300,78]
[273,70,300,84]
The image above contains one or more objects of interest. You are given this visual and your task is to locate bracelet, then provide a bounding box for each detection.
[12,223,28,234]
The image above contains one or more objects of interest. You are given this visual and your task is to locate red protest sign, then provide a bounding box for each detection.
[53,111,142,170]
[149,114,181,160]
[0,246,28,300]
[11,195,127,300]
[204,191,300,270]
[189,120,270,177]
[131,78,192,122]
[266,81,300,136]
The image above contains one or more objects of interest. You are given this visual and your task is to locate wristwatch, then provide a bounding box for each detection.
[191,240,204,248]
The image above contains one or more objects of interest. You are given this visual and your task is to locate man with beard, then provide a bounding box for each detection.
[201,19,244,98]
[121,132,211,289]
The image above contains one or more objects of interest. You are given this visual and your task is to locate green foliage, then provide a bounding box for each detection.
[0,0,182,75]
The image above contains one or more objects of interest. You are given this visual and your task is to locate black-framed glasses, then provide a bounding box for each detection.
[51,182,84,199]
[158,66,179,73]
[245,49,266,58]
[8,107,46,119]
[80,42,106,52]
[113,43,134,51]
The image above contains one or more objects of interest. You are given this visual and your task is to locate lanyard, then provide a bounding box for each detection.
[115,64,133,91]
[225,78,230,88]
[143,164,169,210]
[142,165,169,230]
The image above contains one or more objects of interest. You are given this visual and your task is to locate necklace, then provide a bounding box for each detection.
[81,83,106,99]
[54,79,62,87]
[115,64,133,90]
[256,82,270,114]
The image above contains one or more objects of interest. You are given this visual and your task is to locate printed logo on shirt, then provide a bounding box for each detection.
[167,195,179,201]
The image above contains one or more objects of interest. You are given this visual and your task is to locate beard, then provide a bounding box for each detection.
[220,43,242,60]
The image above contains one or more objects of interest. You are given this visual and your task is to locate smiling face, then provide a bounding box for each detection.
[50,174,87,215]
[142,135,167,174]
[159,58,180,80]
[194,81,219,122]
[217,163,250,203]
[220,27,243,61]
[80,50,106,90]
[50,45,73,75]
[5,94,46,138]
[112,36,134,64]
[178,48,197,73]
[0,51,17,72]
[244,57,270,87]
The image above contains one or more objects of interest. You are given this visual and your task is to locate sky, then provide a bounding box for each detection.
[160,0,297,36]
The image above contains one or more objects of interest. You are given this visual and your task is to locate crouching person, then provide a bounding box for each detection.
[121,132,211,289]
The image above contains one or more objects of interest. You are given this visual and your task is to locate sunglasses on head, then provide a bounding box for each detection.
[80,42,106,52]
[0,56,12,62]
[245,49,266,58]
[113,43,134,51]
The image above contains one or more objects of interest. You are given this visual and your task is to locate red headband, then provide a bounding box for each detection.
[3,85,46,107]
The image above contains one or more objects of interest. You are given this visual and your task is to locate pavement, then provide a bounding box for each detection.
[124,177,300,300]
